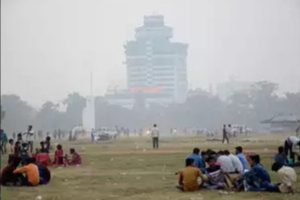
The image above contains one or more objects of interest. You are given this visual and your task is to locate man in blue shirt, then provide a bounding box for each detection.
[235,146,250,172]
[274,146,288,166]
[0,129,8,154]
[244,154,278,192]
[186,148,206,173]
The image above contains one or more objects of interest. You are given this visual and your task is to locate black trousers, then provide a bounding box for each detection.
[152,137,159,149]
[284,140,295,163]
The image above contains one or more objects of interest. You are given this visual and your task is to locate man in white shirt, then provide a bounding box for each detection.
[216,151,236,189]
[223,150,244,187]
[226,124,232,138]
[151,124,159,149]
[284,136,300,163]
[216,151,235,173]
[225,150,243,174]
[23,125,35,153]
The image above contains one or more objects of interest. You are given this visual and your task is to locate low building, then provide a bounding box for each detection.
[261,114,300,133]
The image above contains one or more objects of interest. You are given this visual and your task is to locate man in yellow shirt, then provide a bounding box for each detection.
[177,158,207,191]
[13,158,40,186]
[271,162,297,193]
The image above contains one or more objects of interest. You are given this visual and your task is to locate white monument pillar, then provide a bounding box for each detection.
[82,72,95,130]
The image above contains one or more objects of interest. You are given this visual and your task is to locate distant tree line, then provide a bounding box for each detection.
[1,81,300,134]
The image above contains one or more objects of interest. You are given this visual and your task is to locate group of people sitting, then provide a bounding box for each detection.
[51,144,82,166]
[6,132,82,167]
[0,134,82,186]
[177,146,298,193]
[0,155,50,186]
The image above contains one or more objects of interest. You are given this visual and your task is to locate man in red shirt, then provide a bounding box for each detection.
[53,144,64,165]
[67,148,81,165]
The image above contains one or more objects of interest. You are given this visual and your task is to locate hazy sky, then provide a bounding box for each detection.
[2,0,300,108]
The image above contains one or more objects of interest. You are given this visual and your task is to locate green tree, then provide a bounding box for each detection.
[1,95,36,133]
[36,101,66,132]
[63,93,86,129]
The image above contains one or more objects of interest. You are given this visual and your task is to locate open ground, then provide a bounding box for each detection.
[1,133,300,200]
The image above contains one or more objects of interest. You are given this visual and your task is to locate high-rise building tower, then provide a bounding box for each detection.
[124,15,188,104]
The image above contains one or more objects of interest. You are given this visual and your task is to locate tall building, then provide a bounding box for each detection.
[124,15,188,105]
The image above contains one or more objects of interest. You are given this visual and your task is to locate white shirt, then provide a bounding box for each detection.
[217,155,235,173]
[278,166,297,193]
[24,129,35,141]
[228,154,243,173]
[151,127,159,138]
[226,127,232,135]
[287,136,300,149]
[287,136,300,145]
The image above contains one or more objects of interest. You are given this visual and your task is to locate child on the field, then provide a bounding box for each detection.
[53,144,64,165]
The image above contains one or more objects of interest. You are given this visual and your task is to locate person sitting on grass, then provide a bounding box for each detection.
[235,146,250,172]
[20,143,30,165]
[53,144,64,165]
[271,162,297,193]
[13,157,40,186]
[243,154,278,192]
[204,156,226,190]
[37,163,51,185]
[39,141,48,153]
[0,155,23,186]
[274,146,288,167]
[186,148,206,173]
[224,150,243,189]
[177,158,207,192]
[66,148,82,166]
[32,147,51,167]
[216,151,235,173]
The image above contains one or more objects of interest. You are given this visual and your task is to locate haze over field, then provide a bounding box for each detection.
[1,0,300,107]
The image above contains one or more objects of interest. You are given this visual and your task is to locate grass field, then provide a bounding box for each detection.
[1,133,300,200]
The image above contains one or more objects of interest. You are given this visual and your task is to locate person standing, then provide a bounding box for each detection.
[0,129,8,154]
[151,124,159,149]
[222,124,229,144]
[23,125,35,153]
[296,125,300,136]
[91,129,95,143]
[12,132,16,140]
